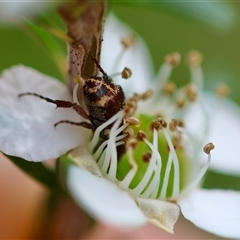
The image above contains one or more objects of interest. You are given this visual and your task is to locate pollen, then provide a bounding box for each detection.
[125,117,140,125]
[136,130,147,141]
[163,81,176,95]
[186,50,203,68]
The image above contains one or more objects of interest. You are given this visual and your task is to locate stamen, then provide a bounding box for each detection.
[89,110,124,151]
[160,153,173,199]
[141,89,154,100]
[132,130,161,197]
[141,129,161,198]
[180,142,214,198]
[186,50,203,90]
[108,67,132,80]
[102,113,124,180]
[156,53,181,90]
[161,128,180,200]
[119,139,138,189]
[142,151,152,163]
[169,119,178,132]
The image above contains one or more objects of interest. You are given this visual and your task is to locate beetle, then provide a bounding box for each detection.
[19,57,126,141]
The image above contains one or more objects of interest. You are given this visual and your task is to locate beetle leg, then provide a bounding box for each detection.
[19,92,89,119]
[54,120,92,129]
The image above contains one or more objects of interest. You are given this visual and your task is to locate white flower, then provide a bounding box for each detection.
[0,14,240,238]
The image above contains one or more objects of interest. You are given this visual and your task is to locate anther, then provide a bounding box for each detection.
[136,130,147,141]
[124,100,137,118]
[125,117,140,125]
[142,151,152,163]
[141,89,154,100]
[121,35,136,49]
[186,50,203,68]
[149,118,167,132]
[121,67,132,79]
[165,52,181,67]
[163,82,176,95]
[203,142,215,154]
[216,84,230,98]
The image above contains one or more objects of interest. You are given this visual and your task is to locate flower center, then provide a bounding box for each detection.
[85,50,215,202]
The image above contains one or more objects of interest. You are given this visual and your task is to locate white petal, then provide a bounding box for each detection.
[185,92,240,175]
[0,65,90,162]
[68,146,102,177]
[67,165,146,228]
[137,198,180,234]
[101,14,155,96]
[179,189,240,238]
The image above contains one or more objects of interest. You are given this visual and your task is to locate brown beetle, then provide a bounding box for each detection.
[19,57,125,141]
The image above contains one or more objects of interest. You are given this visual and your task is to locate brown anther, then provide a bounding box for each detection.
[203,142,215,154]
[121,67,132,79]
[142,151,152,163]
[141,89,154,100]
[125,117,140,125]
[163,82,176,95]
[121,35,136,49]
[126,139,138,150]
[186,50,203,68]
[124,127,135,141]
[136,130,147,141]
[165,52,181,67]
[149,118,167,132]
[185,84,198,102]
[169,119,178,132]
[216,84,230,98]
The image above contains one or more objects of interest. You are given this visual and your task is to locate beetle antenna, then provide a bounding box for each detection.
[90,55,109,79]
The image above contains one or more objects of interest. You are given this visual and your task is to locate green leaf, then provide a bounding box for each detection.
[110,1,237,31]
[23,19,67,79]
[6,154,66,196]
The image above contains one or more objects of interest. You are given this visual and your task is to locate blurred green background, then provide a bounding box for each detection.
[0,1,240,189]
